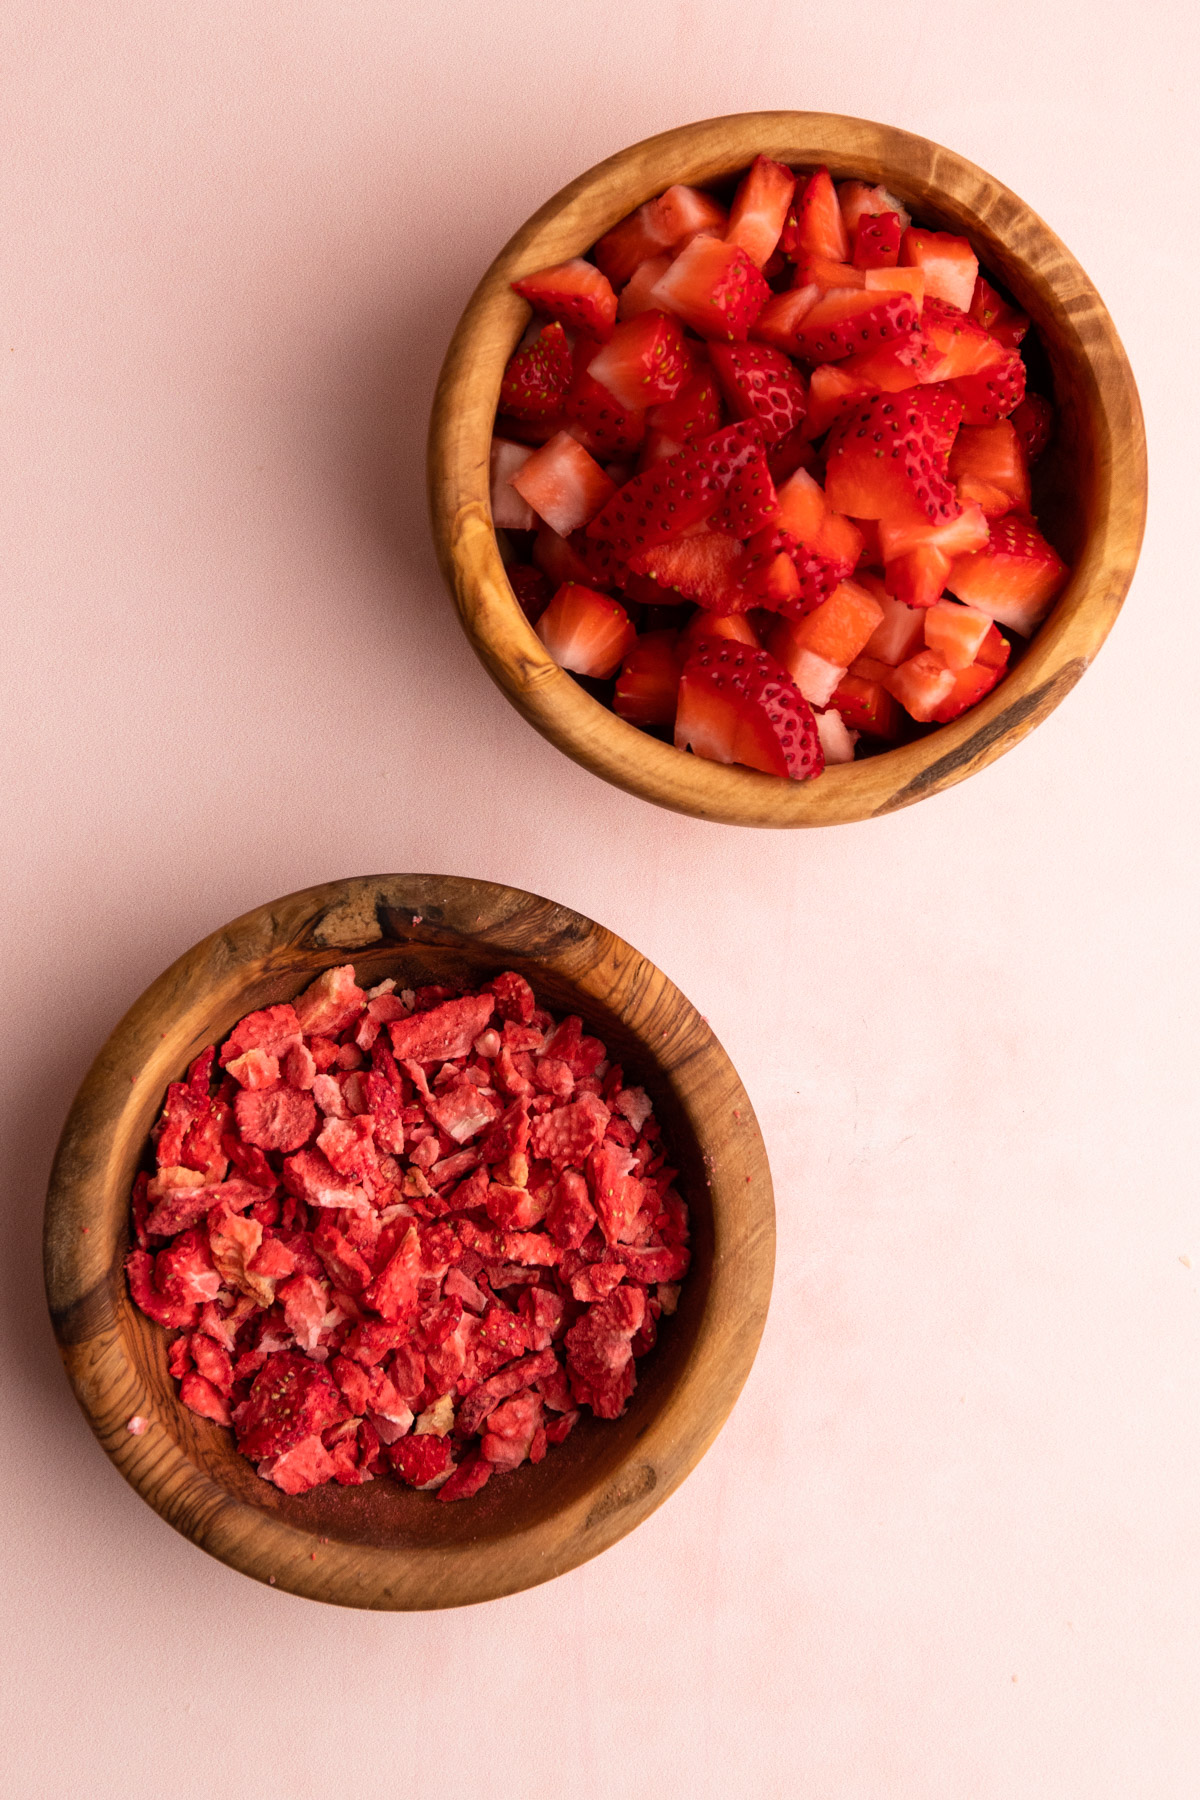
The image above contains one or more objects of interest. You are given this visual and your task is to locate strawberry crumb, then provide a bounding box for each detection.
[126,1415,149,1436]
[126,966,689,1502]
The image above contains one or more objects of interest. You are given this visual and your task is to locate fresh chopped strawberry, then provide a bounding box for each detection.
[536,583,636,677]
[768,577,883,670]
[490,438,535,530]
[901,228,978,312]
[511,432,616,536]
[837,180,911,238]
[512,258,618,341]
[802,361,874,438]
[650,236,770,341]
[788,288,922,364]
[946,514,1070,635]
[861,588,926,665]
[593,184,727,285]
[628,530,746,610]
[976,622,1012,669]
[1010,393,1054,462]
[968,274,1029,348]
[766,425,819,485]
[737,529,837,616]
[951,346,1026,425]
[562,344,646,456]
[647,362,724,440]
[586,420,763,555]
[775,466,827,542]
[616,254,672,320]
[886,648,958,721]
[613,630,684,725]
[785,167,850,263]
[853,211,902,269]
[878,499,989,564]
[948,421,1031,517]
[585,311,693,411]
[793,254,865,292]
[921,299,1004,380]
[507,562,553,625]
[751,283,820,352]
[674,640,823,779]
[708,341,807,444]
[864,265,925,307]
[814,708,859,764]
[533,522,596,589]
[830,669,903,738]
[824,389,962,529]
[499,322,574,422]
[725,155,796,268]
[883,546,952,609]
[923,597,993,669]
[929,658,1004,722]
[707,439,779,536]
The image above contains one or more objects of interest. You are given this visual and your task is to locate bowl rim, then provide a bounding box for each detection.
[43,874,775,1609]
[428,109,1148,828]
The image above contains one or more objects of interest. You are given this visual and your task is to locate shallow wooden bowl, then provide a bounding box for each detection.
[428,111,1146,827]
[44,875,774,1609]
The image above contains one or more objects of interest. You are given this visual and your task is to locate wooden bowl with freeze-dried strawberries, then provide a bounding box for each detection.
[43,875,773,1609]
[428,111,1146,827]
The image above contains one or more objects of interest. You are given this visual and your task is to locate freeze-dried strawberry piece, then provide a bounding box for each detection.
[437,1453,493,1502]
[219,1003,301,1066]
[278,1272,328,1353]
[144,1176,262,1239]
[529,1091,610,1170]
[180,1371,232,1427]
[457,1350,559,1435]
[481,1391,543,1471]
[565,1285,646,1419]
[570,1263,627,1303]
[425,1079,501,1145]
[363,1225,423,1322]
[311,1219,372,1293]
[488,971,536,1024]
[282,1147,368,1213]
[545,1410,580,1445]
[588,1142,644,1245]
[389,994,495,1064]
[208,1200,275,1306]
[620,1242,691,1284]
[156,1228,222,1309]
[342,1320,409,1367]
[444,1264,489,1314]
[494,1046,535,1098]
[190,1332,234,1395]
[545,1168,597,1250]
[126,1248,199,1331]
[324,1418,372,1486]
[220,1133,276,1189]
[259,1433,337,1495]
[293,964,367,1037]
[331,1354,372,1414]
[248,1234,297,1280]
[518,1287,566,1351]
[225,1048,279,1089]
[316,1112,378,1178]
[389,1433,454,1489]
[466,1303,532,1383]
[282,1041,316,1089]
[233,1351,347,1461]
[234,1085,316,1154]
[485,1183,548,1231]
[168,1336,193,1380]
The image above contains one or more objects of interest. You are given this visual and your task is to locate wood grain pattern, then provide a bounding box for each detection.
[428,111,1147,827]
[43,876,774,1609]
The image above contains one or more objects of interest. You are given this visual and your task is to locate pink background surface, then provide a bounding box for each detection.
[2,3,1194,1794]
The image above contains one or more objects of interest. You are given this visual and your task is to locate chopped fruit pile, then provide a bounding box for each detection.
[126,965,688,1501]
[491,162,1071,779]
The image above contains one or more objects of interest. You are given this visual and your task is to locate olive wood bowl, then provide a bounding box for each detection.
[428,110,1146,827]
[43,875,774,1609]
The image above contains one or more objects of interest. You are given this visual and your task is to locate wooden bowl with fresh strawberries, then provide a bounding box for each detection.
[43,875,773,1609]
[428,111,1146,827]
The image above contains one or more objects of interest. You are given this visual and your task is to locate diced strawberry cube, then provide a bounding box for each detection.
[862,591,927,665]
[675,639,824,779]
[771,578,883,670]
[836,179,911,239]
[751,283,820,353]
[511,432,616,537]
[930,659,1004,722]
[853,210,902,269]
[649,236,770,341]
[585,311,693,411]
[830,670,903,740]
[536,583,636,678]
[498,320,573,422]
[784,167,850,263]
[593,185,727,285]
[814,707,859,764]
[923,599,992,670]
[511,258,618,341]
[725,155,796,268]
[708,341,807,445]
[886,649,958,721]
[490,437,535,530]
[901,227,978,312]
[946,514,1070,636]
[614,629,684,726]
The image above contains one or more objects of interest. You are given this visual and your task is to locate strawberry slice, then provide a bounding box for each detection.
[563,350,646,457]
[512,259,618,342]
[708,342,808,444]
[628,530,746,610]
[650,236,771,341]
[647,363,724,441]
[945,514,1070,636]
[901,228,978,312]
[585,421,764,556]
[853,211,902,269]
[586,312,693,411]
[499,322,574,422]
[929,659,1003,722]
[923,598,993,669]
[774,468,863,575]
[948,421,1031,517]
[951,347,1026,425]
[593,185,728,285]
[803,361,875,438]
[708,440,779,536]
[783,167,849,263]
[674,640,824,779]
[823,389,962,529]
[788,289,922,364]
[1009,393,1054,462]
[613,630,684,725]
[511,432,616,537]
[864,265,925,307]
[536,583,636,677]
[725,155,797,268]
[968,275,1029,348]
